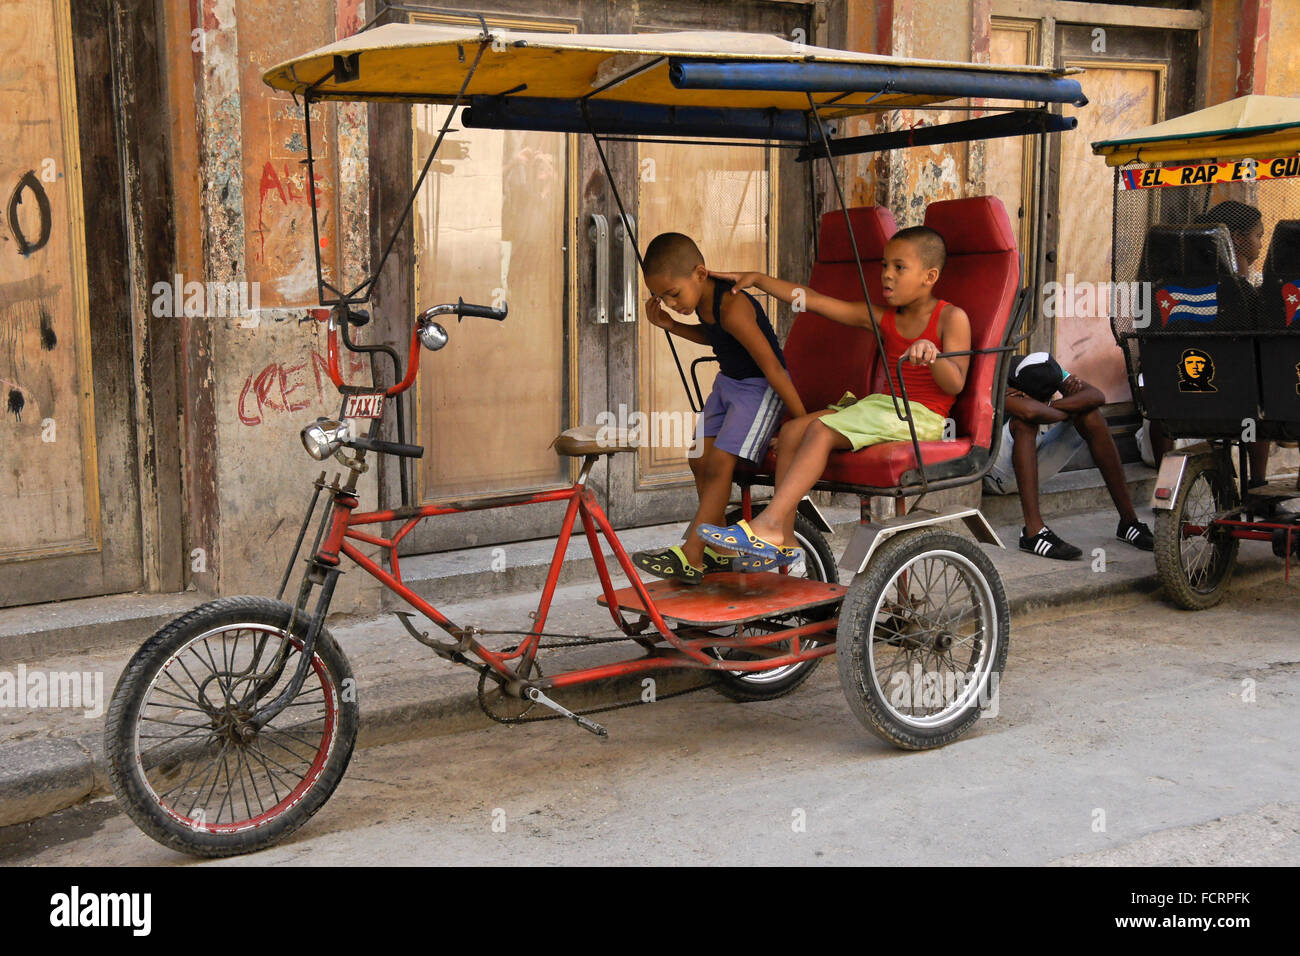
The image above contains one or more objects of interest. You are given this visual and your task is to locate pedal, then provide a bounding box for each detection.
[525,688,608,738]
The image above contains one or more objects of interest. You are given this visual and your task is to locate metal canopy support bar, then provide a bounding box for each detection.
[669,59,1088,107]
[463,95,827,142]
[797,109,1077,161]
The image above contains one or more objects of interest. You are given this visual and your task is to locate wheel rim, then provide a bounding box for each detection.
[1178,472,1234,594]
[864,549,997,729]
[716,527,828,683]
[131,623,338,834]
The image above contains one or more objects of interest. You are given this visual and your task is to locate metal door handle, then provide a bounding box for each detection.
[588,213,609,324]
[615,214,638,323]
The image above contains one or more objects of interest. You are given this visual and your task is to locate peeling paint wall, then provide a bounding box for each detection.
[186,0,381,609]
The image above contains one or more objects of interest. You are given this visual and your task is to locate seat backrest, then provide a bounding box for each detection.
[783,205,896,413]
[1261,219,1300,330]
[1137,224,1255,330]
[868,196,1018,451]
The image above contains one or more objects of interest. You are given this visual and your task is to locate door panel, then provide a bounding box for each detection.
[0,0,144,607]
[634,142,777,484]
[412,107,570,499]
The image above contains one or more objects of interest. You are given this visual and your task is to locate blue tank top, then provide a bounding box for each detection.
[699,278,787,380]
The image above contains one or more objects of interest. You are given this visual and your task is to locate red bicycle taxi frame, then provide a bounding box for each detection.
[312,470,837,688]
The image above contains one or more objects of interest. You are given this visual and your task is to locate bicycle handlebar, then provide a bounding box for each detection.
[325,298,508,397]
[346,435,425,458]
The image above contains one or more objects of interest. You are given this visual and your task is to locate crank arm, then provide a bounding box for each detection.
[525,688,608,738]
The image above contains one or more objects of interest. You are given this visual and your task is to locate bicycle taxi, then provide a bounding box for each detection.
[1094,95,1300,608]
[105,20,1086,856]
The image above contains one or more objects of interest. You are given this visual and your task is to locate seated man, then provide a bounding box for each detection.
[984,352,1153,560]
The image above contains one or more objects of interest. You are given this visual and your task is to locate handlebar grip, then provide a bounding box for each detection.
[347,436,425,459]
[457,298,508,321]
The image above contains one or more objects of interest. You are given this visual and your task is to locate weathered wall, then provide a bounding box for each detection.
[184,0,383,610]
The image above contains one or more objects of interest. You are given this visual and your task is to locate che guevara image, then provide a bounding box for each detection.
[1178,347,1217,393]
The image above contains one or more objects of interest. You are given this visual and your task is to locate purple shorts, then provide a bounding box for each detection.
[697,373,785,463]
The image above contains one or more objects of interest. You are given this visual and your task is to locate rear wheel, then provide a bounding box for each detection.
[711,511,838,702]
[837,529,1009,750]
[1154,454,1240,610]
[105,597,358,857]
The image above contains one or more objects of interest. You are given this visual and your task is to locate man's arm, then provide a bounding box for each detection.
[719,294,807,419]
[1004,387,1068,425]
[709,270,882,329]
[1046,374,1106,414]
[644,294,710,346]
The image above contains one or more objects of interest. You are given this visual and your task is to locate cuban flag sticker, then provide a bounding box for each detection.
[1156,284,1218,327]
[1283,280,1300,327]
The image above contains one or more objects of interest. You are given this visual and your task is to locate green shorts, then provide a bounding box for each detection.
[819,391,946,451]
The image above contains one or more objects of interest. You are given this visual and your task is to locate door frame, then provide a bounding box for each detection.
[0,0,182,608]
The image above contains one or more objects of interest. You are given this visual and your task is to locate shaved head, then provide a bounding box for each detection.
[890,226,947,272]
[645,232,704,278]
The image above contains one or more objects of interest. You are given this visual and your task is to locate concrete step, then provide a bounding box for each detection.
[979,462,1159,529]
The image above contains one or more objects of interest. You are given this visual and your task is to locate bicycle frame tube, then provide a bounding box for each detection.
[298,453,834,689]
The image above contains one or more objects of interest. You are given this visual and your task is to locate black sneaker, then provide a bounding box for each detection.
[1019,525,1082,561]
[1116,518,1154,551]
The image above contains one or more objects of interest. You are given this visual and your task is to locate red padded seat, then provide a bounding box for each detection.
[746,196,1018,492]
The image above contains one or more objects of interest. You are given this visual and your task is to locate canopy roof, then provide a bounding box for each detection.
[263,22,1084,124]
[1092,94,1300,165]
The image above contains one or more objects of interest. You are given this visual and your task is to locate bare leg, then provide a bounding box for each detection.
[1075,409,1136,524]
[683,443,737,567]
[749,420,851,547]
[1010,417,1044,534]
[1248,440,1271,486]
[1148,419,1171,461]
[773,410,834,487]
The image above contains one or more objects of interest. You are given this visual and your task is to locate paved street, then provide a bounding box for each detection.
[2,578,1297,866]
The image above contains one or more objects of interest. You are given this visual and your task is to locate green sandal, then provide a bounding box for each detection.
[633,546,704,585]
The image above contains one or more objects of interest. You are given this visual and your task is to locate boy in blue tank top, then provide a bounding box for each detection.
[632,232,805,585]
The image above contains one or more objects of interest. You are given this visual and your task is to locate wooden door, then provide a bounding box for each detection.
[0,0,147,607]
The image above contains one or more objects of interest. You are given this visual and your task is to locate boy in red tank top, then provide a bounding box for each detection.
[701,227,970,565]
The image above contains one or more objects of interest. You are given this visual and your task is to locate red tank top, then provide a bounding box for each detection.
[880,300,955,419]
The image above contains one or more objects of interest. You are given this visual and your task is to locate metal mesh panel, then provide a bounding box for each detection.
[1109,158,1300,436]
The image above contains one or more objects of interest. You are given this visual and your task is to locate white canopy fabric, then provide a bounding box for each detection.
[1092,94,1300,165]
[263,22,1083,116]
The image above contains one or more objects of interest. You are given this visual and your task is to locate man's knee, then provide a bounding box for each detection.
[1073,408,1107,437]
[1009,417,1037,442]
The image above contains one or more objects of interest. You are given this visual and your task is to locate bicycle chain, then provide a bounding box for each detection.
[472,627,719,725]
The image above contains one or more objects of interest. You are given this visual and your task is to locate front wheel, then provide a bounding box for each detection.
[105,597,359,857]
[1154,453,1240,610]
[837,529,1009,750]
[711,512,838,702]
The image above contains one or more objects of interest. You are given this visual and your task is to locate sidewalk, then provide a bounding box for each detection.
[0,501,1289,830]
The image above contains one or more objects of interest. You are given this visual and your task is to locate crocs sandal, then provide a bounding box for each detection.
[695,520,803,566]
[633,546,704,585]
[731,552,778,572]
[701,546,735,573]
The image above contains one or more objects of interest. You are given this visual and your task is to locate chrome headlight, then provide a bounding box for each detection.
[301,418,350,460]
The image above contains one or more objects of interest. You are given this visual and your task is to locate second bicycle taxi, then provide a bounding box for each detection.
[1095,95,1300,607]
